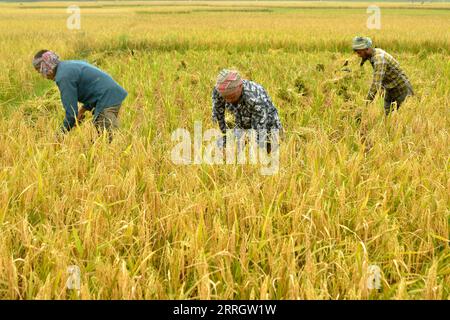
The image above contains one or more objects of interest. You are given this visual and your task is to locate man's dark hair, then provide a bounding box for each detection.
[34,49,49,60]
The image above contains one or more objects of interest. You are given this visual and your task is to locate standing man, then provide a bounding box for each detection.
[32,50,128,140]
[212,69,282,153]
[352,37,413,115]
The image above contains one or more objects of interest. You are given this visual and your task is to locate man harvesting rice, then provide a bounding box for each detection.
[212,69,282,153]
[352,36,413,115]
[32,50,127,140]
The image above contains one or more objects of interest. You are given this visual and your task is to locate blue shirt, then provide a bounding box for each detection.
[55,60,128,131]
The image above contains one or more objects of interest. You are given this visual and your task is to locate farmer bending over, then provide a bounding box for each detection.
[32,50,128,140]
[212,69,282,153]
[352,37,413,115]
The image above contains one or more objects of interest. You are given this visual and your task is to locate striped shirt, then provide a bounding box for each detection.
[367,48,413,101]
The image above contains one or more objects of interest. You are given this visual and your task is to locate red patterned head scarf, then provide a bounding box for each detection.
[215,69,243,98]
[33,51,60,78]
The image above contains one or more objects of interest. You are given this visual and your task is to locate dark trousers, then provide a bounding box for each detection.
[384,86,414,115]
[93,105,121,141]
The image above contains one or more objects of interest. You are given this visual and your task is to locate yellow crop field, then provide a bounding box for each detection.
[0,1,448,300]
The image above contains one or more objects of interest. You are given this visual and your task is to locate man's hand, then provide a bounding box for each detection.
[216,135,226,149]
[354,111,362,125]
[363,98,373,109]
[77,106,87,124]
[54,130,65,143]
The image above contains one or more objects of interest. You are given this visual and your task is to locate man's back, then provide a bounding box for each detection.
[370,48,411,90]
[55,60,127,116]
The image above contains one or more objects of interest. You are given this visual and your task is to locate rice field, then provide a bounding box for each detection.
[0,1,449,299]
